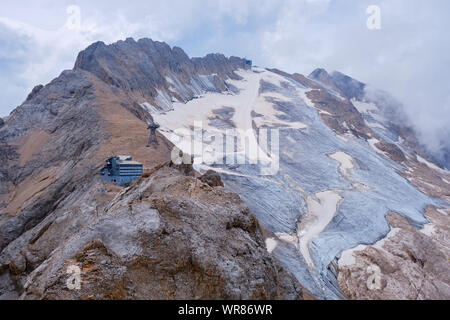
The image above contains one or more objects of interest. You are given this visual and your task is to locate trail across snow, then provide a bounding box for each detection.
[297,191,342,269]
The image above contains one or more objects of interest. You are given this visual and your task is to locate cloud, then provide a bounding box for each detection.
[0,2,182,116]
[0,0,449,163]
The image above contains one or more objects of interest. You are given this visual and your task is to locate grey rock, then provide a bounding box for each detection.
[330,71,365,100]
[0,70,105,252]
[11,165,302,300]
[26,85,44,102]
[74,37,251,110]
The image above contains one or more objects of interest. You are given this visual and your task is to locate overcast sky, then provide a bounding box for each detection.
[1,0,449,156]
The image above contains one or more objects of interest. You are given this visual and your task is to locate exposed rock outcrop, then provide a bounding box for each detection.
[328,71,365,100]
[0,70,104,252]
[199,170,224,187]
[309,68,343,95]
[375,140,406,162]
[306,88,372,139]
[0,142,18,196]
[74,38,250,110]
[1,164,302,300]
[337,209,450,300]
[26,85,44,102]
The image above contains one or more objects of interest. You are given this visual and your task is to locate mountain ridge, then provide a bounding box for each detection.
[0,37,449,300]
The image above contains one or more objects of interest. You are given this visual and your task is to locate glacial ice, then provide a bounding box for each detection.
[152,68,438,299]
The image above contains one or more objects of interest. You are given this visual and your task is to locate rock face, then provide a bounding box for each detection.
[273,68,372,139]
[374,140,406,162]
[2,164,302,300]
[74,38,250,111]
[0,70,105,252]
[338,209,450,299]
[328,71,365,101]
[25,85,44,102]
[0,143,18,196]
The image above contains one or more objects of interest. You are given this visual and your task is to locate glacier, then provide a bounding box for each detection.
[151,68,439,299]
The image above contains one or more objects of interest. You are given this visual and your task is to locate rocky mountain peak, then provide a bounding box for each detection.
[25,85,44,102]
[330,71,365,100]
[309,68,366,100]
[74,37,250,81]
[308,68,343,95]
[73,37,251,110]
[309,67,330,80]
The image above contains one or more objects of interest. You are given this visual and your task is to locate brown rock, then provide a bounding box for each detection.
[9,254,26,275]
[200,170,224,187]
[375,141,406,162]
[337,210,450,300]
[13,165,302,300]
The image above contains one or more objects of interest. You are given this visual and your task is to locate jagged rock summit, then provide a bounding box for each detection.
[74,37,251,112]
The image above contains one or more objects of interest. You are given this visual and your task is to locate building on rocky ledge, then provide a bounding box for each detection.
[100,155,143,186]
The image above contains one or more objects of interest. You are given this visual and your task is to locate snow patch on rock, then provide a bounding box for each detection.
[329,152,354,177]
[265,237,278,254]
